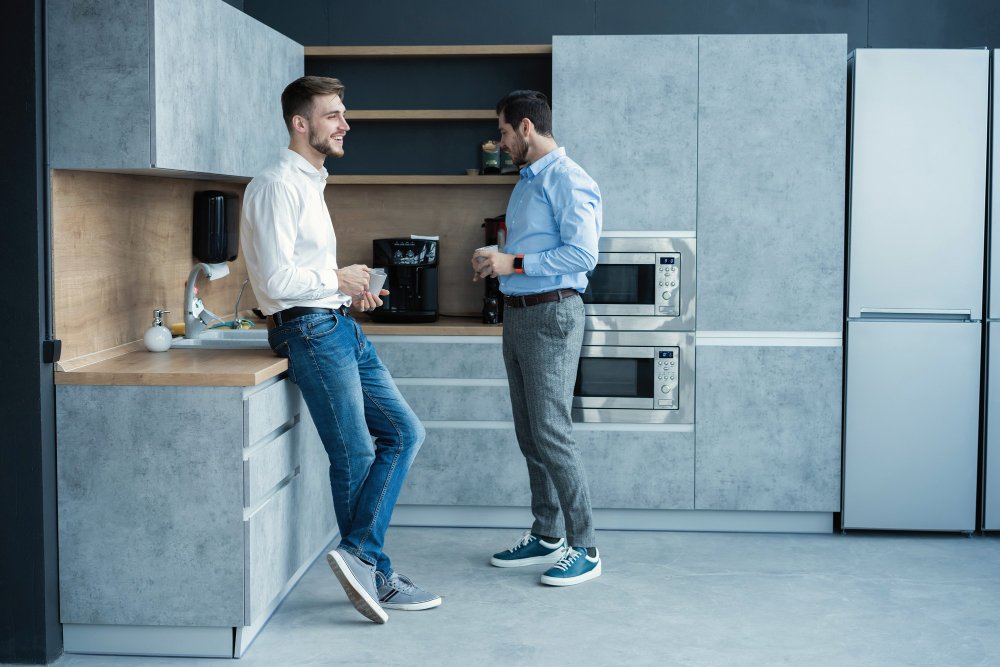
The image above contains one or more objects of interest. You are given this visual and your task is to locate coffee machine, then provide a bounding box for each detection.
[369,238,439,323]
[481,215,506,324]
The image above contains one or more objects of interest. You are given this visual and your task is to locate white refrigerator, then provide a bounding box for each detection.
[842,49,990,531]
[984,49,1000,531]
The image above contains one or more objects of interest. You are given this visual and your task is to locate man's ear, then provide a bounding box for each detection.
[291,114,308,135]
[520,117,533,137]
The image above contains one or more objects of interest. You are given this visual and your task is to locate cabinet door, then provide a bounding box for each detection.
[47,0,302,177]
[697,34,846,331]
[695,344,843,511]
[398,425,694,510]
[843,321,979,531]
[553,35,698,232]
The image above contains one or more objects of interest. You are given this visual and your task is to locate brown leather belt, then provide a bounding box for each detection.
[503,288,580,308]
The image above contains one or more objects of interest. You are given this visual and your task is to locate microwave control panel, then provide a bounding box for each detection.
[655,348,680,409]
[656,254,681,316]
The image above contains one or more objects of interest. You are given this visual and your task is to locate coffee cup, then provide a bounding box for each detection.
[367,268,387,295]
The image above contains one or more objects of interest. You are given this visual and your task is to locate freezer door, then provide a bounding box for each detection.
[985,323,1000,529]
[991,50,1000,320]
[843,320,980,531]
[847,49,989,320]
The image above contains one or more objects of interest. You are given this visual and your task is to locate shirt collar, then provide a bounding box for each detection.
[280,148,329,182]
[522,146,566,179]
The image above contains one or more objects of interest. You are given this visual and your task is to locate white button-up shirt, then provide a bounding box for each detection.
[240,148,350,315]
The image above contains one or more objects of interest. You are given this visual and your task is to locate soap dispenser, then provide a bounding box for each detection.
[144,309,172,352]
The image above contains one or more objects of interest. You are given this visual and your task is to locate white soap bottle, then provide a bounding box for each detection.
[144,309,172,352]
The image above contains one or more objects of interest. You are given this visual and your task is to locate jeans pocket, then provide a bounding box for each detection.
[304,314,340,341]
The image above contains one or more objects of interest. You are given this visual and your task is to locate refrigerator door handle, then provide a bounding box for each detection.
[858,307,973,321]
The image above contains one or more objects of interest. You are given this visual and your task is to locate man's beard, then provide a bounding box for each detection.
[508,133,529,166]
[309,128,344,158]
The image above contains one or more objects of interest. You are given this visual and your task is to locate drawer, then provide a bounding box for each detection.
[244,425,301,509]
[245,379,300,445]
[372,338,507,379]
[244,471,305,625]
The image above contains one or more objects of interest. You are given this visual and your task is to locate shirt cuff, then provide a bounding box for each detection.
[323,268,340,294]
[521,253,541,276]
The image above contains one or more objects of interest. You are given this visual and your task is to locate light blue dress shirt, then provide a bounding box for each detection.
[499,147,602,296]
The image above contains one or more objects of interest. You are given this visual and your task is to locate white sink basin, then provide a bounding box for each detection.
[171,328,270,349]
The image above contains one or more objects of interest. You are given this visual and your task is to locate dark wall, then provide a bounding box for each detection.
[243,0,1000,175]
[244,0,1000,51]
[1,0,61,664]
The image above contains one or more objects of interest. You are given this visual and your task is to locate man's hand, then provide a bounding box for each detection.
[471,250,516,282]
[350,289,389,314]
[337,264,371,296]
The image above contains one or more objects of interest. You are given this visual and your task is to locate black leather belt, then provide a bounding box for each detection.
[269,305,349,327]
[503,288,580,308]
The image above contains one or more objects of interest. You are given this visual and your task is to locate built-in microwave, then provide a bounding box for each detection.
[583,236,696,331]
[572,331,695,424]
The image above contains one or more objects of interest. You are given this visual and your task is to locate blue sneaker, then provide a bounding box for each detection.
[540,547,602,586]
[490,532,567,568]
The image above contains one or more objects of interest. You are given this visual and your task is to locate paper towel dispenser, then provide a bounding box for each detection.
[193,190,240,263]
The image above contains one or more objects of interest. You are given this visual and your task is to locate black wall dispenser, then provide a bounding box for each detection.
[193,190,240,263]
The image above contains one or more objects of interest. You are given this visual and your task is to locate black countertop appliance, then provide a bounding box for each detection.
[370,238,439,323]
[482,214,505,323]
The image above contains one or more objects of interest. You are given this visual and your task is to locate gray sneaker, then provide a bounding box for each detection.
[326,548,388,624]
[376,571,442,611]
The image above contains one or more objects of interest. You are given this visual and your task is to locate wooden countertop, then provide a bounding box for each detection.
[54,348,289,387]
[55,317,502,387]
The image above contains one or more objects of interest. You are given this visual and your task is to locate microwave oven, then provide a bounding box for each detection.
[583,236,696,331]
[572,331,695,424]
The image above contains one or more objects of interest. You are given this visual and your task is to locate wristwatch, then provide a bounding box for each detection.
[513,255,525,274]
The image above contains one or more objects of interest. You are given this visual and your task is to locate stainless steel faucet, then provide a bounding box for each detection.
[184,262,229,339]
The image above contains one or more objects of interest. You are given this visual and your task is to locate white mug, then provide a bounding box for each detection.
[367,268,387,295]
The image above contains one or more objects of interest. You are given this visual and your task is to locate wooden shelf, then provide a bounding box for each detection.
[349,109,496,121]
[305,44,551,58]
[326,175,518,185]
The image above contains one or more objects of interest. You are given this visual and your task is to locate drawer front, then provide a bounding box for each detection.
[371,338,507,379]
[245,472,305,625]
[245,379,301,445]
[244,426,301,509]
[397,382,512,421]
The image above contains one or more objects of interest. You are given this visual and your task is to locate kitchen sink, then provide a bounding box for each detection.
[171,328,270,349]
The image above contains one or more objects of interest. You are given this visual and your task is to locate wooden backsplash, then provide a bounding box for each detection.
[51,170,254,362]
[51,170,514,363]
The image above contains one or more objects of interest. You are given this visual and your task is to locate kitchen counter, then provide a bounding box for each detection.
[54,317,502,386]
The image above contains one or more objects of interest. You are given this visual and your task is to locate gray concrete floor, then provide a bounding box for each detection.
[41,527,1000,666]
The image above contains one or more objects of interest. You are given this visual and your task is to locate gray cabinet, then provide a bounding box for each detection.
[47,0,302,177]
[694,343,842,511]
[553,35,699,232]
[56,378,335,657]
[371,335,695,512]
[697,34,847,331]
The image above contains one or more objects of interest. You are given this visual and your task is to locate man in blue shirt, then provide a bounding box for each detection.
[471,90,603,586]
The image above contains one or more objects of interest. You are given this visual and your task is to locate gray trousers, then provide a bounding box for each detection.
[502,294,596,548]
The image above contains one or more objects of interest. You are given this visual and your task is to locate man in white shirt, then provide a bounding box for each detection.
[241,76,439,624]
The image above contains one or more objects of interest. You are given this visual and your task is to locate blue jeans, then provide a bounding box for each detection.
[268,311,424,577]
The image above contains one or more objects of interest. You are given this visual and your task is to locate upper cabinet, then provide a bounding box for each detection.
[697,34,847,332]
[47,0,303,178]
[552,35,699,232]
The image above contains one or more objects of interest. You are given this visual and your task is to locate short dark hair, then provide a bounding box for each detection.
[496,90,552,137]
[281,76,346,132]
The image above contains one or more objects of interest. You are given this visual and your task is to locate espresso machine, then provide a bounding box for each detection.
[369,238,439,323]
[481,215,506,324]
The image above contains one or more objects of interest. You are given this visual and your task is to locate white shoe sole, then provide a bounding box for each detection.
[380,596,443,611]
[490,550,566,568]
[540,560,602,586]
[326,550,388,624]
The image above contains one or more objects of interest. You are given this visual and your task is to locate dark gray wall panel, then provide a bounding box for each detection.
[596,0,869,51]
[869,0,1000,48]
